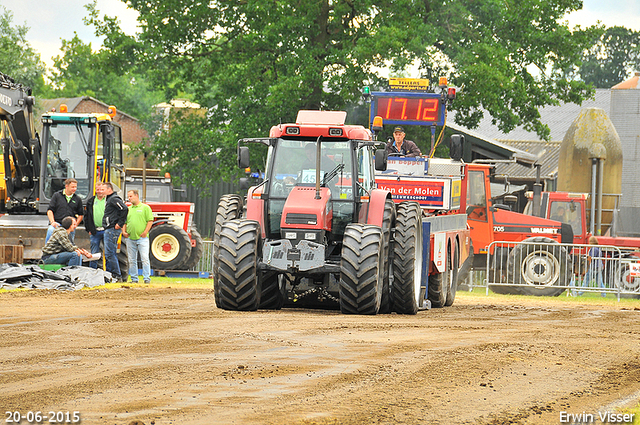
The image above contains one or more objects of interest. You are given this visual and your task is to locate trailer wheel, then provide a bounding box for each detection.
[445,241,460,307]
[391,202,423,315]
[340,224,384,315]
[507,237,569,297]
[179,227,204,270]
[259,273,285,309]
[428,249,449,308]
[213,194,243,305]
[379,199,396,314]
[149,224,192,270]
[216,219,261,311]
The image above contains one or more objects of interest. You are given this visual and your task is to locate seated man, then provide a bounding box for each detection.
[386,126,422,157]
[41,216,93,266]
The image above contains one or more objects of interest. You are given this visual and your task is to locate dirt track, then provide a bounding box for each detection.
[1,286,639,425]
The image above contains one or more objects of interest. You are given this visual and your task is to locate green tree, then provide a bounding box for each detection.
[90,0,597,187]
[577,26,640,88]
[49,33,163,121]
[0,6,49,95]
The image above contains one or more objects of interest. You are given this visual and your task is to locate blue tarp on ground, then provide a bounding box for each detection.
[0,263,114,291]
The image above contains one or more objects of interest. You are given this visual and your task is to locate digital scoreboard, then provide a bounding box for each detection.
[370,92,445,127]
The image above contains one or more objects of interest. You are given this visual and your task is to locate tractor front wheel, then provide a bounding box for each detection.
[339,224,384,315]
[216,219,261,311]
[149,224,192,270]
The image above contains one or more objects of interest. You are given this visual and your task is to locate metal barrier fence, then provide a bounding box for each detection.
[193,240,215,273]
[483,240,640,300]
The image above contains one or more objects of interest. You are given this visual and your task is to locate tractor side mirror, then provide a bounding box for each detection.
[238,146,250,169]
[375,149,388,171]
[450,134,464,161]
[239,177,250,190]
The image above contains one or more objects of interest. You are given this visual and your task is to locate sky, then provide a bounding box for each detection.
[2,0,640,70]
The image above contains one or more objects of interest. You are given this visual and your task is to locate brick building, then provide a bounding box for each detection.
[36,96,148,168]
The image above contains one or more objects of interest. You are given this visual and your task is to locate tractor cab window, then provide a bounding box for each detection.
[357,146,375,196]
[550,201,583,236]
[43,122,93,200]
[466,170,487,222]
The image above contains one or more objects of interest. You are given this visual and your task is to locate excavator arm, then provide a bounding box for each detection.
[0,71,41,212]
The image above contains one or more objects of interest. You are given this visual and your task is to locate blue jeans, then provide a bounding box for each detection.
[44,251,82,266]
[104,227,122,277]
[583,267,606,296]
[89,230,105,269]
[46,224,75,244]
[126,237,151,282]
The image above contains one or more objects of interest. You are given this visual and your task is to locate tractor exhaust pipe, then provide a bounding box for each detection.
[315,136,321,200]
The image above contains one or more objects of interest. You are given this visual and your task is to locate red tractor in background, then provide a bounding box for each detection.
[124,168,204,271]
[213,110,438,314]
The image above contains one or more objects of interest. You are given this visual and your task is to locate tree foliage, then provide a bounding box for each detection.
[0,6,49,95]
[575,26,640,88]
[94,0,597,187]
[49,33,163,121]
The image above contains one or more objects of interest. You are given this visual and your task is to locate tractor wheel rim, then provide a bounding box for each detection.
[521,250,559,287]
[152,234,180,262]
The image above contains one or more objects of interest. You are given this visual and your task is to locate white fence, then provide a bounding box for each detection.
[477,240,640,300]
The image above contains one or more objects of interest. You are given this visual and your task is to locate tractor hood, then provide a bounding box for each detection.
[281,186,332,232]
[492,208,573,243]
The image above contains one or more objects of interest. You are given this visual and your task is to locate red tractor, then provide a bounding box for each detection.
[213,110,431,314]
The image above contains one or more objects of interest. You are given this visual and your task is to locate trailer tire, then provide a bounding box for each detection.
[213,194,243,305]
[259,272,285,310]
[379,199,396,314]
[445,241,459,306]
[428,255,449,308]
[391,202,423,315]
[507,237,568,297]
[179,227,204,270]
[340,224,384,315]
[216,219,261,311]
[149,224,192,270]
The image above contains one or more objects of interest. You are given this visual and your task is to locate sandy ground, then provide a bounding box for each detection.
[1,286,639,425]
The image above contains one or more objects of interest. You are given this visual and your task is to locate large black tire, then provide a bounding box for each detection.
[179,227,204,270]
[213,194,243,305]
[339,224,384,315]
[117,243,129,281]
[391,202,423,315]
[216,219,261,311]
[259,272,285,310]
[444,241,460,307]
[149,224,192,270]
[488,247,521,295]
[379,199,396,314]
[507,237,569,297]
[428,256,449,308]
[613,262,640,299]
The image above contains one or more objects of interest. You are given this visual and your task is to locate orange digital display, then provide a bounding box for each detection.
[372,93,444,126]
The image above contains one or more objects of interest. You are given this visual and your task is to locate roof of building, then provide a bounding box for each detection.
[449,88,611,182]
[35,96,139,122]
[612,72,640,90]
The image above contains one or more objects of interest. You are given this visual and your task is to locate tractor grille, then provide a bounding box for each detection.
[285,213,317,225]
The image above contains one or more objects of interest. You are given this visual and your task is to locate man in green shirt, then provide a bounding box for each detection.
[122,189,154,283]
[84,182,108,269]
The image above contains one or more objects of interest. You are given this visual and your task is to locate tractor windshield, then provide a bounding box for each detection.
[268,140,354,200]
[43,122,94,200]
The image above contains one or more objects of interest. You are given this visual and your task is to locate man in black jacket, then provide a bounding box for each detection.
[102,182,128,281]
[385,126,422,157]
[84,182,108,269]
[46,178,84,243]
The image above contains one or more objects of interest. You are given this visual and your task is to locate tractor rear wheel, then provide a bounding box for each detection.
[149,224,192,270]
[507,237,569,297]
[179,226,204,270]
[339,224,384,315]
[216,219,261,311]
[379,199,396,314]
[444,241,459,307]
[391,202,423,315]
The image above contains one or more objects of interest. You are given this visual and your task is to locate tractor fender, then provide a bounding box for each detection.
[363,189,392,227]
[245,186,266,238]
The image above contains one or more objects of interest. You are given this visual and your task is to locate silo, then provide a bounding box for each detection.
[557,107,623,235]
[609,72,640,236]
